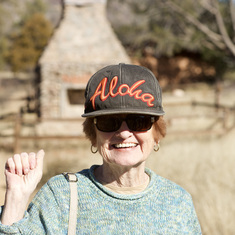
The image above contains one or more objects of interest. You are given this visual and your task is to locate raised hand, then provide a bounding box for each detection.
[1,150,44,225]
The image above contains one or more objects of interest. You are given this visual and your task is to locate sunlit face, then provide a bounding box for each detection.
[94,114,156,168]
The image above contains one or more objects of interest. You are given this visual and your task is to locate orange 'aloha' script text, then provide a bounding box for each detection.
[90,76,155,110]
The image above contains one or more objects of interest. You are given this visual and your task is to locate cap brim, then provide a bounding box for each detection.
[82,108,165,117]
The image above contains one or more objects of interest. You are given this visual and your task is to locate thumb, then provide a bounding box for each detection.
[36,149,44,170]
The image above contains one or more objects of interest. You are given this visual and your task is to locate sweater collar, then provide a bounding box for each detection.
[88,165,155,200]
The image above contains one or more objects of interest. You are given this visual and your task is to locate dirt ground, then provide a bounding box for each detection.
[0,78,235,234]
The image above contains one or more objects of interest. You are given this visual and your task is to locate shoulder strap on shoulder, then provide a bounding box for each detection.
[63,172,78,235]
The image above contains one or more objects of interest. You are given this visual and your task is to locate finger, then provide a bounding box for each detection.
[13,154,22,176]
[36,149,44,171]
[21,152,30,175]
[5,157,16,174]
[29,152,36,169]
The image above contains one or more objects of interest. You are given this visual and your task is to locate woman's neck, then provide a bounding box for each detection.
[94,163,149,188]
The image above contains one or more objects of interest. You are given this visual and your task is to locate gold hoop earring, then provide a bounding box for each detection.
[154,143,160,152]
[91,145,98,154]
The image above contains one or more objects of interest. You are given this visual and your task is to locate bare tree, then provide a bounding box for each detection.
[162,0,235,57]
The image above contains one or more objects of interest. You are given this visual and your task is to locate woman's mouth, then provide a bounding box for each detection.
[113,143,137,149]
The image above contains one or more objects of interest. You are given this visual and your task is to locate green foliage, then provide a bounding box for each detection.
[22,0,47,24]
[0,37,9,69]
[8,13,52,72]
[0,1,16,69]
[200,47,228,75]
[0,0,50,71]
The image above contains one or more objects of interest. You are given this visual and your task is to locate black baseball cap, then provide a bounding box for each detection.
[82,63,165,117]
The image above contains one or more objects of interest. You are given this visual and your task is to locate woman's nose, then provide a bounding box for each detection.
[116,121,133,137]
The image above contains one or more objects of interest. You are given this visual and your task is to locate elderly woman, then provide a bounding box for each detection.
[0,64,201,234]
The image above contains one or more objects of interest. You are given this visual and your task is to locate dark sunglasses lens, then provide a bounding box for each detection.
[95,115,155,132]
[96,116,121,132]
[127,115,153,131]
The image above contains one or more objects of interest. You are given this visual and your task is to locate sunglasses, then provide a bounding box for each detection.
[94,114,156,132]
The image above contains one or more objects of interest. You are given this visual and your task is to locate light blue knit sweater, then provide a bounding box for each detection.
[0,165,201,234]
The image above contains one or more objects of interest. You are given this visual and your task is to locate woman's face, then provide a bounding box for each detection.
[94,114,156,168]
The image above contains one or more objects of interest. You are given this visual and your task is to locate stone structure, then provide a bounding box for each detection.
[38,0,130,120]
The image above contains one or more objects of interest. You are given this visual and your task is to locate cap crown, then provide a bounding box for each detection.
[82,63,164,117]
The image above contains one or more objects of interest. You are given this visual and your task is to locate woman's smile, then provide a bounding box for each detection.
[112,142,138,149]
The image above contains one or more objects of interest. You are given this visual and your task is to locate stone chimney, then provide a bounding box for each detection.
[38,0,130,120]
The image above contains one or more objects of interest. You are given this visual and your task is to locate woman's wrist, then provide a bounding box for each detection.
[1,190,29,225]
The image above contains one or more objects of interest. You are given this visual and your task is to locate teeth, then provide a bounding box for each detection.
[114,143,137,148]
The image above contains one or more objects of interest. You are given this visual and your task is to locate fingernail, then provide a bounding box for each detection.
[39,149,45,154]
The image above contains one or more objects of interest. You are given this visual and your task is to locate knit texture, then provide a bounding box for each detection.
[0,165,201,234]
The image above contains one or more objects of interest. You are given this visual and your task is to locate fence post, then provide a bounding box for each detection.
[234,103,235,127]
[215,79,222,113]
[222,108,229,130]
[14,113,21,153]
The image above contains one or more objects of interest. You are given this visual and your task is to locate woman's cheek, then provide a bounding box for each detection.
[100,145,112,163]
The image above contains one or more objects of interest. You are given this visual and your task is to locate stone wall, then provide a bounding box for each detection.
[39,63,108,119]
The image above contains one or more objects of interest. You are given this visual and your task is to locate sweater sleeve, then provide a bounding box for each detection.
[178,191,201,234]
[187,197,202,234]
[0,176,69,234]
[155,174,202,234]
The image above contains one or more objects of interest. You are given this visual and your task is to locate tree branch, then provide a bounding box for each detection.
[211,0,235,56]
[229,0,235,42]
[199,0,216,14]
[164,0,225,50]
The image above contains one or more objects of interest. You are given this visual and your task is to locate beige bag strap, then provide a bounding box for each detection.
[63,172,78,235]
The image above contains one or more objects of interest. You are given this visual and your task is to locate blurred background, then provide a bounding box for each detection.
[0,0,235,234]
